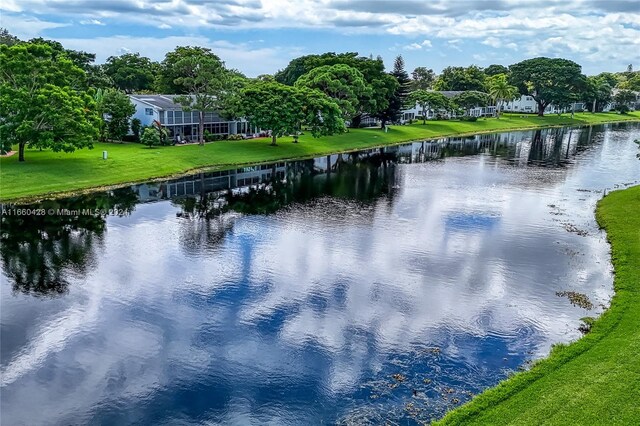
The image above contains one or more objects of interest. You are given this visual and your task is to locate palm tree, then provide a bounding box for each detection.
[488,74,519,119]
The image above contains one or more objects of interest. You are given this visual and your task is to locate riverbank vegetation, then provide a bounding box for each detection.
[1,112,639,202]
[437,185,640,425]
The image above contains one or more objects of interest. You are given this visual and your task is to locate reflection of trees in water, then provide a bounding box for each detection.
[220,154,397,214]
[527,128,566,165]
[527,126,602,166]
[172,154,397,251]
[174,154,397,219]
[1,188,137,296]
[399,126,603,167]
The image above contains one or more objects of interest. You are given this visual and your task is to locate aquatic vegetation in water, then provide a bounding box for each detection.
[578,316,596,334]
[392,373,406,382]
[555,291,594,310]
[561,222,589,236]
[424,346,442,355]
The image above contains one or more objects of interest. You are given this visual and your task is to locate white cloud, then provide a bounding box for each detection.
[482,36,502,48]
[1,0,639,73]
[403,42,422,50]
[55,35,301,77]
[79,18,104,26]
[2,15,68,39]
[403,39,433,51]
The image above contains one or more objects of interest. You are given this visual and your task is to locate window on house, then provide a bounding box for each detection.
[145,108,153,115]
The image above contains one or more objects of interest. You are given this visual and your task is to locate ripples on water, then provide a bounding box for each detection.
[1,123,639,425]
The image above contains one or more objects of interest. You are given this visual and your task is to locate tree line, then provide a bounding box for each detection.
[1,27,638,161]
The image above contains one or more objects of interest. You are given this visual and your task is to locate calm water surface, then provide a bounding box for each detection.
[2,123,639,425]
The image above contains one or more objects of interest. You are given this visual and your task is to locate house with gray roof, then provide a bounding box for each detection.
[129,94,255,142]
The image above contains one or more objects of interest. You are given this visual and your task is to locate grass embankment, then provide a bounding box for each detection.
[437,185,640,425]
[1,112,639,202]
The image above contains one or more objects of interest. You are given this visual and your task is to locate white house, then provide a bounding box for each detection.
[502,95,585,114]
[601,89,640,112]
[402,90,497,122]
[129,94,255,142]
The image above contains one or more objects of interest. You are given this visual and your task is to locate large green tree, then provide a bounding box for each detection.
[410,67,436,90]
[104,53,158,93]
[617,72,640,91]
[406,90,449,124]
[0,43,99,161]
[613,89,637,113]
[239,81,344,146]
[98,89,136,141]
[159,46,228,145]
[582,75,613,112]
[488,74,519,118]
[274,52,397,126]
[509,57,585,116]
[295,64,370,122]
[374,55,410,127]
[434,65,487,92]
[217,70,250,122]
[452,91,491,116]
[484,64,509,77]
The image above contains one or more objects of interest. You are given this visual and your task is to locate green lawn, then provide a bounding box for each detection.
[1,112,639,202]
[437,185,640,425]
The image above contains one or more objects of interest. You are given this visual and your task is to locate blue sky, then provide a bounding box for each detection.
[1,0,639,77]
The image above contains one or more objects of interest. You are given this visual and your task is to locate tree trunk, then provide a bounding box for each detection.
[592,99,597,113]
[18,142,25,162]
[537,101,545,116]
[271,135,277,146]
[199,111,205,145]
[422,108,427,125]
[496,100,501,119]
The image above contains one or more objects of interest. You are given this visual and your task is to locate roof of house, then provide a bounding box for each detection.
[430,90,466,98]
[129,94,196,110]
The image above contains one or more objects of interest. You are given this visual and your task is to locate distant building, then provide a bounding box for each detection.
[129,94,256,142]
[402,90,496,122]
[601,89,640,112]
[502,95,585,114]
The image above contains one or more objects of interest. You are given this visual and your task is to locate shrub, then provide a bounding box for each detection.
[228,134,244,141]
[460,115,478,122]
[616,104,630,114]
[130,118,142,142]
[140,127,160,148]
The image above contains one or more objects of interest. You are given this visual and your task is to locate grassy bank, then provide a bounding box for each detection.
[1,111,639,202]
[437,185,640,425]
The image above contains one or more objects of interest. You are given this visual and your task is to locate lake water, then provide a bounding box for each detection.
[2,123,639,425]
